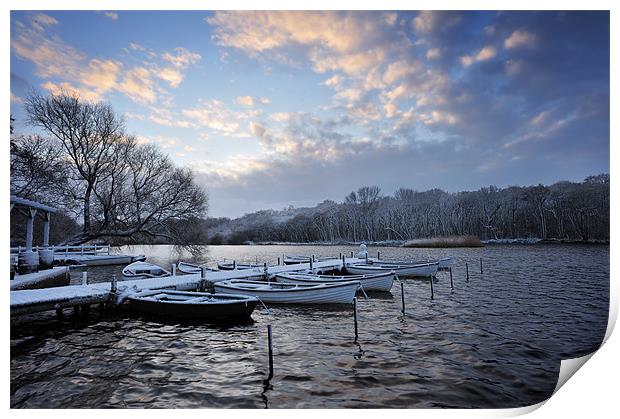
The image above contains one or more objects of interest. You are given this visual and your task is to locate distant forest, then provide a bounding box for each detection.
[202,174,610,245]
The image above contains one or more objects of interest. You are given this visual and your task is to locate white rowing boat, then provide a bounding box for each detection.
[368,257,453,270]
[346,261,438,277]
[275,271,395,292]
[177,261,219,274]
[122,261,171,280]
[213,279,359,304]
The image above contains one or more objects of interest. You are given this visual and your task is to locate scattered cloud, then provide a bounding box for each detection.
[504,29,537,49]
[460,45,497,67]
[103,12,118,21]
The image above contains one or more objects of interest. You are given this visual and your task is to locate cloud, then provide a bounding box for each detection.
[412,11,440,34]
[426,48,441,60]
[117,67,156,104]
[161,47,201,68]
[235,96,255,106]
[10,92,24,104]
[460,45,497,67]
[136,135,178,149]
[182,99,253,136]
[11,16,201,105]
[504,29,537,49]
[42,81,102,102]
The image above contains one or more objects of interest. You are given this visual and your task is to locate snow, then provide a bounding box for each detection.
[10,266,69,291]
[10,258,366,312]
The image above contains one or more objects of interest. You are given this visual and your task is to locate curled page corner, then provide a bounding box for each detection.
[553,353,596,395]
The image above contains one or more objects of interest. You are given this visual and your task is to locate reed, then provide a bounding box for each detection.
[403,235,483,248]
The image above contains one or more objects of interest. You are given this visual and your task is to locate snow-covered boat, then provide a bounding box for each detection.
[217,262,265,270]
[283,255,338,265]
[214,279,359,304]
[126,289,257,321]
[122,261,171,280]
[369,257,453,270]
[275,271,395,292]
[283,255,311,264]
[346,261,438,277]
[177,261,218,274]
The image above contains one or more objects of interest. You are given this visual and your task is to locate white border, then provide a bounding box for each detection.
[3,1,616,418]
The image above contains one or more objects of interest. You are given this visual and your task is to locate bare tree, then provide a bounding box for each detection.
[24,92,208,244]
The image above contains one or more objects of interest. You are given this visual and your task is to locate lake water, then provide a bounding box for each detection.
[10,244,609,408]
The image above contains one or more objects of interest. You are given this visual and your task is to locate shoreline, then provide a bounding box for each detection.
[113,239,609,247]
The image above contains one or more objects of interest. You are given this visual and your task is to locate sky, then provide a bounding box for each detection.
[10,10,610,218]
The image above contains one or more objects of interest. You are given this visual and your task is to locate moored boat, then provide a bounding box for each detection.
[275,271,395,292]
[177,261,218,274]
[371,257,453,270]
[122,261,171,280]
[217,262,265,270]
[214,279,359,304]
[346,261,438,277]
[126,289,257,320]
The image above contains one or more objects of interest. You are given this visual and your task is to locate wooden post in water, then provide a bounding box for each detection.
[480,257,483,274]
[351,251,353,258]
[466,262,469,282]
[365,253,368,263]
[267,324,274,381]
[312,254,315,262]
[172,263,176,276]
[201,267,206,291]
[353,297,359,340]
[400,280,405,313]
[309,257,313,271]
[449,267,454,290]
[277,257,281,266]
[378,251,380,260]
[429,274,434,299]
[82,271,88,286]
[111,274,117,294]
[233,260,237,270]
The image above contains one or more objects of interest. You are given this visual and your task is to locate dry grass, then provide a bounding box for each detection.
[403,235,484,248]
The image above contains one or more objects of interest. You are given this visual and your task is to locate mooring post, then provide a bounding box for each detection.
[466,262,469,282]
[172,264,176,276]
[312,254,315,262]
[449,267,454,290]
[233,260,237,270]
[267,324,274,381]
[277,257,281,266]
[342,254,346,268]
[365,253,368,263]
[264,262,268,279]
[480,257,483,274]
[339,252,342,259]
[111,274,117,294]
[81,271,88,286]
[353,297,359,340]
[201,267,206,291]
[429,274,434,299]
[309,257,313,271]
[351,251,353,258]
[400,280,405,313]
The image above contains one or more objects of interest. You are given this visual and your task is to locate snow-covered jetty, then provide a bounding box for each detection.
[10,257,367,317]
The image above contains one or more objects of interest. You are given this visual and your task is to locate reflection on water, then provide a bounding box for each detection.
[11,244,609,408]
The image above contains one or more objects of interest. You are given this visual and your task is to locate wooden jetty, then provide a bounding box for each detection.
[10,257,367,317]
[10,266,70,291]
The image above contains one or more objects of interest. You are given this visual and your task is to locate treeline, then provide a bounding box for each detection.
[207,176,609,244]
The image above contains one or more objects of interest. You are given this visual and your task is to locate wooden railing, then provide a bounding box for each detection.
[10,244,111,256]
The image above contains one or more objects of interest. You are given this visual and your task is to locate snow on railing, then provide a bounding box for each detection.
[10,244,111,256]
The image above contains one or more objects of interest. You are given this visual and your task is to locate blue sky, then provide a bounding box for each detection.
[10,11,610,217]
